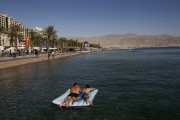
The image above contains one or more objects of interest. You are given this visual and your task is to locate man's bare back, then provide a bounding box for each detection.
[80,84,96,105]
[71,86,81,94]
[59,83,81,108]
[82,88,95,94]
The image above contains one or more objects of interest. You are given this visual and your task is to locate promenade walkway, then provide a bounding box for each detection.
[0,52,82,69]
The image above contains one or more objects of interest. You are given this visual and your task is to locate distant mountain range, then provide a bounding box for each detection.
[68,34,180,48]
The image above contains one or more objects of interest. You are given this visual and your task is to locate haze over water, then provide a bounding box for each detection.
[0,48,180,120]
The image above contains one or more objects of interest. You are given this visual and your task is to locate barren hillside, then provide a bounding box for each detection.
[68,34,180,48]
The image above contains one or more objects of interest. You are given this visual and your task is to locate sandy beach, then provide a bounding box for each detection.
[0,52,82,69]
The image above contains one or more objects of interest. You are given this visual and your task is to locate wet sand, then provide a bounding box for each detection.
[0,52,82,69]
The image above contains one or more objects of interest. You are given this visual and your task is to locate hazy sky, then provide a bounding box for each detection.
[1,0,180,37]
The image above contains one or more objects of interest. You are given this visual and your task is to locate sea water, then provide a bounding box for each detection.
[0,48,180,120]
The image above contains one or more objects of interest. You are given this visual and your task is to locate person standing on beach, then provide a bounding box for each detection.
[11,49,16,58]
[52,50,55,59]
[35,49,38,58]
[47,51,51,60]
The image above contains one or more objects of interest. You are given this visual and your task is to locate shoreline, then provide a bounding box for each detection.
[0,52,82,70]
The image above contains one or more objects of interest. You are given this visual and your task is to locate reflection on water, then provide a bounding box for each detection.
[0,48,180,120]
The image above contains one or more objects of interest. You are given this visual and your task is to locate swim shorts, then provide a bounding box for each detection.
[68,93,79,98]
[79,92,88,99]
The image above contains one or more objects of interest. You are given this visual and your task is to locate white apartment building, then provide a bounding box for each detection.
[1,14,47,51]
[0,13,30,40]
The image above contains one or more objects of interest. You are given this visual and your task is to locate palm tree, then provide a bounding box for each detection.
[75,39,83,48]
[8,24,22,49]
[75,39,78,47]
[35,34,43,47]
[59,37,68,52]
[18,34,24,42]
[45,25,57,49]
[0,26,5,46]
[0,26,5,33]
[29,29,36,48]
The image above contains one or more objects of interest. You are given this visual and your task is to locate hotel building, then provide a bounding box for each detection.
[0,13,30,40]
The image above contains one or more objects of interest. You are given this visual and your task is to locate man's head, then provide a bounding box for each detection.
[85,84,90,88]
[73,83,78,86]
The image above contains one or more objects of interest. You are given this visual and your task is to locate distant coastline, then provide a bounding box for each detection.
[68,34,180,49]
[106,46,180,50]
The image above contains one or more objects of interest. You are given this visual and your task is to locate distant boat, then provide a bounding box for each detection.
[129,48,138,52]
[79,50,91,53]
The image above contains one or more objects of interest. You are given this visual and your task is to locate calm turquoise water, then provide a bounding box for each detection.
[0,48,180,120]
